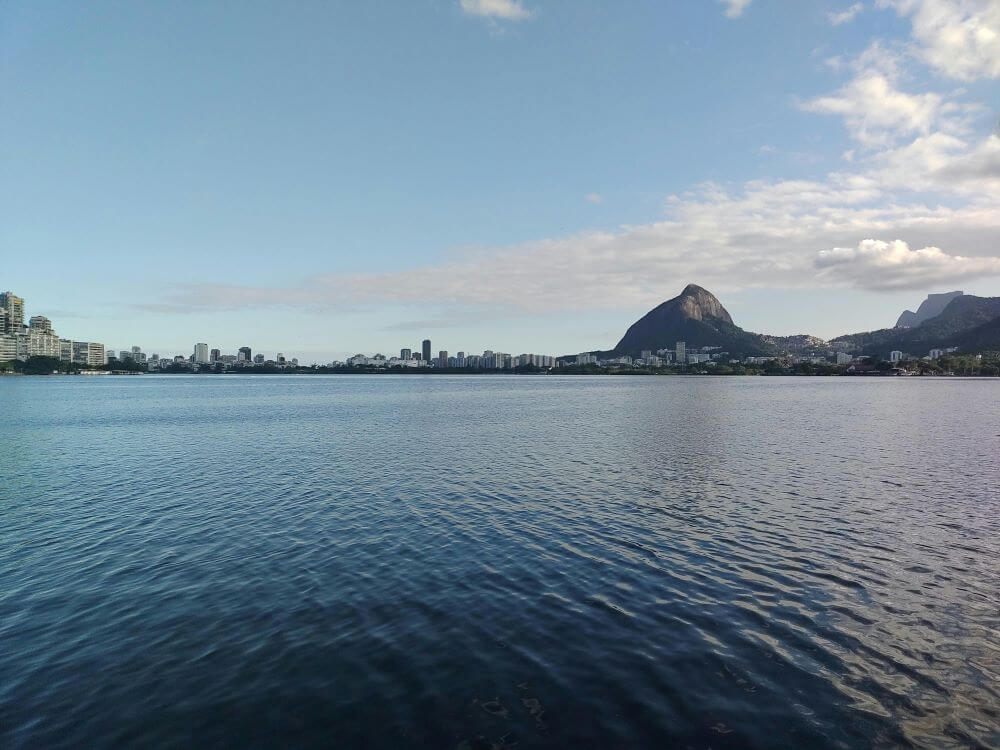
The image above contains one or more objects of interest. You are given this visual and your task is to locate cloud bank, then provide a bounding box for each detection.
[143,0,1000,318]
[879,0,1000,80]
[816,239,1000,289]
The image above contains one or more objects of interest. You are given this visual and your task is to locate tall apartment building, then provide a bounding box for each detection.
[0,333,17,361]
[238,346,252,362]
[72,341,106,366]
[422,339,431,363]
[400,348,412,360]
[0,292,24,333]
[193,343,209,363]
[675,341,686,362]
[29,315,53,333]
[210,348,221,362]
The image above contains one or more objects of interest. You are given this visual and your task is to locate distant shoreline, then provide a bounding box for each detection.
[4,370,995,379]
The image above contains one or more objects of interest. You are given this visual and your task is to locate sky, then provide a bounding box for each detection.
[2,0,999,362]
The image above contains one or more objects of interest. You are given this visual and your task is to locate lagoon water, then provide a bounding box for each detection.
[1,375,998,748]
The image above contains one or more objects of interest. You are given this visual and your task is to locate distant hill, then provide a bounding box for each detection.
[894,291,963,328]
[563,284,999,364]
[609,284,773,357]
[835,295,1000,357]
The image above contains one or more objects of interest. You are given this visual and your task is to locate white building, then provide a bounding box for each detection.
[0,334,17,361]
[675,341,686,361]
[73,341,106,367]
[193,343,210,364]
[0,292,25,333]
[26,328,62,359]
[889,350,903,363]
[29,315,53,334]
[836,352,852,365]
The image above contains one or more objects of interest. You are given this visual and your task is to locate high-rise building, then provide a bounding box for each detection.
[675,341,686,362]
[422,339,431,363]
[29,315,53,333]
[72,341,105,367]
[889,350,903,363]
[210,348,221,362]
[238,346,252,362]
[26,327,61,358]
[194,343,209,363]
[277,353,286,364]
[253,353,265,364]
[60,339,73,362]
[0,334,17,361]
[438,350,448,368]
[0,292,24,333]
[400,348,411,360]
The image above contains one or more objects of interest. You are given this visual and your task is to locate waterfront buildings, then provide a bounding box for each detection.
[0,291,106,365]
[72,341,106,367]
[422,339,431,363]
[193,343,210,364]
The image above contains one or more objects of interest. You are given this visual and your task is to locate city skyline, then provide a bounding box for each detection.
[3,1,999,361]
[4,286,970,373]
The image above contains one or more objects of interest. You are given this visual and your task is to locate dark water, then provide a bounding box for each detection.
[2,375,998,749]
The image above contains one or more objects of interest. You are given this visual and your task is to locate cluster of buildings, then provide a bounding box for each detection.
[575,341,724,367]
[339,340,558,370]
[0,290,301,372]
[3,290,969,374]
[574,342,747,367]
[0,291,105,365]
[112,345,299,371]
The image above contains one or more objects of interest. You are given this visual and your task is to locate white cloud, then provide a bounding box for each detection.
[720,0,753,19]
[143,9,1000,319]
[145,154,1000,315]
[879,0,1000,80]
[829,3,865,25]
[459,0,532,21]
[933,134,1000,187]
[816,238,1000,289]
[801,69,941,146]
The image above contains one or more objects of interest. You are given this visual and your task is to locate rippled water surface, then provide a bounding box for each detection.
[2,375,998,748]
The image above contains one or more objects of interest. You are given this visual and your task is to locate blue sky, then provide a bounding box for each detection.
[2,0,999,361]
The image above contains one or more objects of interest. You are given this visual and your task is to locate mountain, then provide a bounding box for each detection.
[835,295,1000,356]
[894,291,963,328]
[611,284,773,356]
